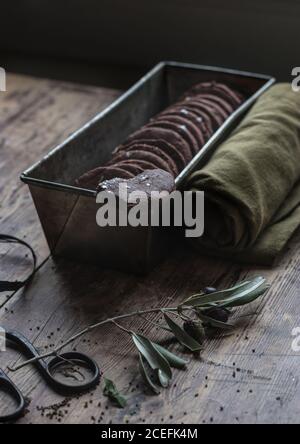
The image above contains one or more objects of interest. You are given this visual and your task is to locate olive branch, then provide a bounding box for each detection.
[9,276,269,403]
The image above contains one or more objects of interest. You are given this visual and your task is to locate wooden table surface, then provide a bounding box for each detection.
[0,73,300,424]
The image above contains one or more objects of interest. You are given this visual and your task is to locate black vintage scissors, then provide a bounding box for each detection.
[0,329,101,422]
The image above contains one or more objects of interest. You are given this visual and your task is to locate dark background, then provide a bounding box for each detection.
[0,0,297,88]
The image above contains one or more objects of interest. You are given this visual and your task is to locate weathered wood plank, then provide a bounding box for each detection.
[0,73,120,306]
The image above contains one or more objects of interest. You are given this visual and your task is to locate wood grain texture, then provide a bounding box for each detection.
[0,73,120,306]
[0,74,300,424]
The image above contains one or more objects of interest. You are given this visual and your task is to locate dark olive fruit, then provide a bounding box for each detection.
[203,307,230,323]
[183,320,205,344]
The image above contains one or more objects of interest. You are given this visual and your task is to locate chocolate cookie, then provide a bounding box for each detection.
[119,159,162,171]
[146,120,195,159]
[121,127,188,168]
[97,169,175,195]
[116,143,175,176]
[108,148,171,173]
[160,105,213,139]
[116,140,178,176]
[211,83,243,105]
[194,96,229,120]
[113,162,145,176]
[184,81,242,108]
[76,166,134,189]
[194,93,234,114]
[182,99,224,130]
[154,114,205,152]
[115,138,183,174]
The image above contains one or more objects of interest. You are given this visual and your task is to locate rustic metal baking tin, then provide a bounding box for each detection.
[21,61,275,273]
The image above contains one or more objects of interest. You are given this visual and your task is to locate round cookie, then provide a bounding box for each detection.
[211,82,243,105]
[159,105,213,139]
[117,143,174,176]
[194,93,234,114]
[182,99,224,130]
[121,127,189,169]
[115,137,183,174]
[115,139,178,176]
[164,110,211,142]
[194,96,229,120]
[76,165,134,189]
[113,162,145,176]
[154,114,205,152]
[120,159,161,171]
[108,148,171,173]
[184,81,243,108]
[97,169,175,195]
[146,120,195,160]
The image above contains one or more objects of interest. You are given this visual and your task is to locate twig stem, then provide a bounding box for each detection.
[9,306,177,372]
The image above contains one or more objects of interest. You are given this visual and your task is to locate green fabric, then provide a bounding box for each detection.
[186,83,300,265]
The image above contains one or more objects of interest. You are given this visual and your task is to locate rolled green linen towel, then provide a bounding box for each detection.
[186,83,300,265]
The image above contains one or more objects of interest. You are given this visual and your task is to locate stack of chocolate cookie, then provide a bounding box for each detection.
[76,81,244,189]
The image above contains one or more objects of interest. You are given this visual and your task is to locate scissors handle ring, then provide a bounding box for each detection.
[46,352,101,394]
[0,369,25,422]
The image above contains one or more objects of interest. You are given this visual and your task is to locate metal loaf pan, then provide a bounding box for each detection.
[21,61,275,273]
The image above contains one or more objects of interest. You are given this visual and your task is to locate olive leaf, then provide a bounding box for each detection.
[131,333,172,387]
[103,377,127,408]
[152,343,188,369]
[219,283,270,308]
[181,276,266,308]
[139,354,161,394]
[163,313,202,352]
[157,369,170,387]
[181,279,251,307]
